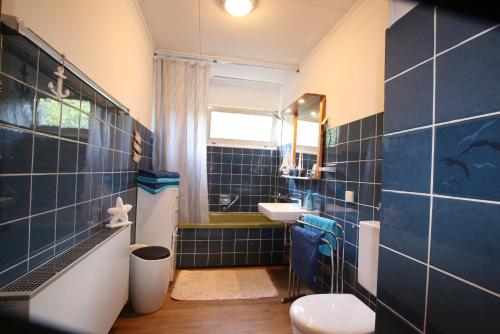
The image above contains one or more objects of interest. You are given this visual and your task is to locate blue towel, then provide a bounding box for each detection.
[138,183,179,194]
[138,180,179,189]
[138,169,180,179]
[303,214,339,256]
[137,176,180,184]
[290,226,324,289]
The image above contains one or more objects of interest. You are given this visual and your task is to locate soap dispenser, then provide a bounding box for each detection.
[304,190,313,211]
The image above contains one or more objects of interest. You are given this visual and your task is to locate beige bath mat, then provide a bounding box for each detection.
[170,268,278,301]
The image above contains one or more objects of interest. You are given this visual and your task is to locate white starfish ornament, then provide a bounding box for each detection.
[106,197,132,228]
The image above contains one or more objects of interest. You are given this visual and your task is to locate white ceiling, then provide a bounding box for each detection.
[137,0,358,67]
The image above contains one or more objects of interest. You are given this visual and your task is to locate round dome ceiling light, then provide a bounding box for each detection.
[223,0,255,17]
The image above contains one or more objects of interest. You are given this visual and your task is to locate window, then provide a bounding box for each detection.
[296,120,319,147]
[209,110,274,144]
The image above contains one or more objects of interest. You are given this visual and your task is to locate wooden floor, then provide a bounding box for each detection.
[110,266,294,334]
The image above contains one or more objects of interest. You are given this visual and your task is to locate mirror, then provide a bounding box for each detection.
[279,93,326,180]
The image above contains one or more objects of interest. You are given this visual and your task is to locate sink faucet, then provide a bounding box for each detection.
[289,194,302,208]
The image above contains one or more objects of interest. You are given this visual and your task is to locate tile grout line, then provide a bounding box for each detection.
[382,189,500,206]
[378,300,425,334]
[423,8,437,331]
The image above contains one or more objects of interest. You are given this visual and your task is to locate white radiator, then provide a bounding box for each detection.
[0,226,130,334]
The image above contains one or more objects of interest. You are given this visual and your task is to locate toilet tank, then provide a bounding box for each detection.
[357,220,380,296]
[136,187,179,248]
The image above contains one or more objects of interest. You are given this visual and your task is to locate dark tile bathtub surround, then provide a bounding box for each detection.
[176,226,286,268]
[379,4,500,333]
[0,25,153,287]
[276,112,383,309]
[207,146,278,212]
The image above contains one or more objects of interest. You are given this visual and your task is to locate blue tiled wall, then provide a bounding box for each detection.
[378,4,500,333]
[207,146,278,212]
[176,226,286,268]
[277,112,383,309]
[0,25,153,287]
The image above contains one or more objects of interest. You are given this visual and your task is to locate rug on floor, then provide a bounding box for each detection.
[170,268,279,301]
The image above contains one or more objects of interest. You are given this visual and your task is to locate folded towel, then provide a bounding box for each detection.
[137,176,180,184]
[138,169,180,179]
[138,180,179,189]
[303,214,339,256]
[138,183,179,194]
[290,226,324,289]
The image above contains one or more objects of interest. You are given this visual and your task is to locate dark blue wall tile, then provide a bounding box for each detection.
[0,263,28,290]
[58,140,77,173]
[56,206,75,242]
[348,120,361,141]
[33,134,58,173]
[375,302,420,334]
[29,212,55,255]
[427,269,500,334]
[361,115,377,139]
[60,105,80,140]
[0,126,32,174]
[376,112,384,136]
[57,174,76,207]
[0,75,35,129]
[431,198,500,293]
[0,219,29,272]
[436,27,500,122]
[434,115,500,201]
[1,32,38,86]
[385,4,434,78]
[436,6,497,53]
[31,175,57,214]
[383,128,432,193]
[76,174,91,202]
[381,191,430,262]
[34,94,61,136]
[377,247,427,329]
[0,176,30,223]
[384,61,433,133]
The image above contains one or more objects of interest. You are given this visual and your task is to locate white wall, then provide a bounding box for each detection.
[281,0,389,127]
[209,79,281,111]
[2,0,155,129]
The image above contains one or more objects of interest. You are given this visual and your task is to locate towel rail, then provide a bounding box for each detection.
[281,215,345,303]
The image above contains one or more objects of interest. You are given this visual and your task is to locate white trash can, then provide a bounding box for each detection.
[129,245,172,314]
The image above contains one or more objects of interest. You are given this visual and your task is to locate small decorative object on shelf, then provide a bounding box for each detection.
[106,197,132,228]
[48,55,70,99]
[133,130,142,163]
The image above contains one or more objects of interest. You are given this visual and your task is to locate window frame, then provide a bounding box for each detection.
[207,106,277,148]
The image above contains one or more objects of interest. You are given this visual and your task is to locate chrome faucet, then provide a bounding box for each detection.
[222,195,239,212]
[288,194,302,208]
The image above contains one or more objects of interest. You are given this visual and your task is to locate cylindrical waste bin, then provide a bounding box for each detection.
[129,245,172,314]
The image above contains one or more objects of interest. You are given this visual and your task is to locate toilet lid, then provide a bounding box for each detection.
[290,294,375,334]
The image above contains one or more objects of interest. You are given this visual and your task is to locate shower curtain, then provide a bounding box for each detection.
[153,58,211,223]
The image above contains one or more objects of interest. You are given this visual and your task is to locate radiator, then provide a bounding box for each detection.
[0,226,130,334]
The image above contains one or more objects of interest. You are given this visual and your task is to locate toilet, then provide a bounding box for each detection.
[128,187,179,314]
[290,220,380,334]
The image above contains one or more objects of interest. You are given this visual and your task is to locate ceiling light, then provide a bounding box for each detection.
[310,111,317,116]
[224,0,255,17]
[298,99,305,104]
[286,108,292,113]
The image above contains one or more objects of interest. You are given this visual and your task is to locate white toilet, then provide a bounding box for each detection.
[128,187,179,314]
[290,220,380,334]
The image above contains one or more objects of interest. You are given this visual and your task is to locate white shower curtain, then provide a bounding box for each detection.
[153,58,211,223]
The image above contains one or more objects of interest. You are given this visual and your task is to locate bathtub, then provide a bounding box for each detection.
[179,212,282,228]
[177,212,285,268]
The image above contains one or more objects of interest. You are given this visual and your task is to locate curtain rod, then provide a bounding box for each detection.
[212,75,283,86]
[0,14,130,114]
[154,51,300,73]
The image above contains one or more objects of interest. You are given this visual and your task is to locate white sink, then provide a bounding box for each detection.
[258,203,319,222]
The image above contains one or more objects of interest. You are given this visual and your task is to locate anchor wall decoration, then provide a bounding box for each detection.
[48,57,70,99]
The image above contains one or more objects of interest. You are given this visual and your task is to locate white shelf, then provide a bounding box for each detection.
[280,175,312,180]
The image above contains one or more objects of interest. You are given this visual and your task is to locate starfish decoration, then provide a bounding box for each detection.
[107,197,132,225]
